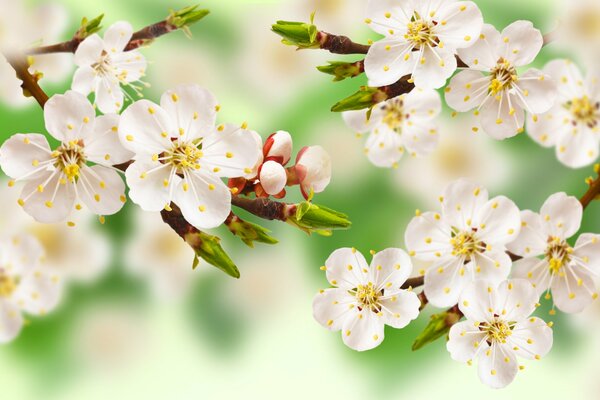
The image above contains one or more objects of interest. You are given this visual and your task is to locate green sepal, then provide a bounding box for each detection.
[227,217,278,248]
[287,202,351,235]
[412,309,462,351]
[331,86,386,112]
[185,231,240,278]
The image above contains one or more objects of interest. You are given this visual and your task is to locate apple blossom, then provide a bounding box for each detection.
[363,0,483,89]
[72,21,147,114]
[313,247,420,351]
[343,87,441,168]
[293,145,331,199]
[447,279,553,388]
[508,192,600,313]
[0,91,130,223]
[527,59,600,168]
[445,21,557,139]
[405,179,521,307]
[118,83,262,230]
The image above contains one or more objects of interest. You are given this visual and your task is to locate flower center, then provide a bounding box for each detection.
[381,99,406,131]
[450,229,481,260]
[489,59,517,95]
[545,237,572,275]
[351,282,382,313]
[52,140,87,182]
[0,270,17,298]
[92,51,113,76]
[162,140,203,174]
[480,319,512,344]
[566,96,599,128]
[405,13,438,49]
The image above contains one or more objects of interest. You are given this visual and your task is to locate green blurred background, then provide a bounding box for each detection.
[2,0,599,398]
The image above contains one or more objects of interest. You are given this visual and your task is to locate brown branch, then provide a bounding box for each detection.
[27,19,178,55]
[4,55,49,107]
[316,31,370,54]
[580,174,600,209]
[231,196,295,221]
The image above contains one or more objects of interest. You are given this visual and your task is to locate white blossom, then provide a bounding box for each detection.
[363,0,483,89]
[508,192,600,313]
[313,247,420,351]
[445,21,557,139]
[0,91,130,223]
[405,179,521,307]
[293,145,331,199]
[526,59,600,168]
[118,84,262,230]
[72,21,147,114]
[447,279,553,388]
[343,88,441,168]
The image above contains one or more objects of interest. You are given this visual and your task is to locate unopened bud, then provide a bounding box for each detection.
[263,130,293,165]
[185,231,239,278]
[75,14,104,40]
[331,86,386,112]
[271,13,320,49]
[226,214,278,248]
[259,160,287,195]
[293,146,331,200]
[317,60,364,82]
[287,202,351,235]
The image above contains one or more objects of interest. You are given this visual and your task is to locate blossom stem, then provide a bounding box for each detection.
[3,55,49,107]
[316,31,370,54]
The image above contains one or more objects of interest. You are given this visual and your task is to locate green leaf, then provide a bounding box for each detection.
[226,216,278,248]
[331,86,387,112]
[287,202,351,235]
[271,15,320,49]
[185,231,240,278]
[317,60,363,82]
[412,309,462,351]
[76,14,104,39]
[168,4,210,29]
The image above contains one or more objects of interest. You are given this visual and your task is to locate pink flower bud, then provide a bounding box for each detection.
[294,145,331,199]
[259,160,287,195]
[263,130,293,165]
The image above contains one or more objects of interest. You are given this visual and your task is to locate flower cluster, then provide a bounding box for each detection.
[314,178,600,388]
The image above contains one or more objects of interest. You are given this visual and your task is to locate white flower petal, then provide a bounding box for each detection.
[73,34,104,67]
[539,192,582,239]
[71,65,96,95]
[174,170,231,230]
[342,108,382,134]
[404,88,442,120]
[0,301,23,344]
[125,161,177,212]
[506,210,547,257]
[526,105,571,148]
[402,118,439,157]
[555,125,600,168]
[424,257,468,307]
[13,267,62,315]
[103,21,133,53]
[476,195,521,245]
[77,165,126,216]
[324,248,369,290]
[551,266,595,313]
[381,289,420,328]
[456,24,501,71]
[160,84,218,142]
[111,50,147,83]
[411,45,458,90]
[0,134,52,180]
[44,91,96,142]
[500,20,543,67]
[119,100,176,155]
[509,317,553,360]
[511,257,551,296]
[404,211,453,261]
[312,288,356,331]
[259,160,286,195]
[514,69,557,115]
[574,233,600,275]
[369,247,413,289]
[458,280,496,322]
[21,172,76,223]
[2,234,44,276]
[341,310,385,351]
[495,279,538,322]
[543,59,586,100]
[85,114,133,165]
[477,343,518,389]
[445,69,488,112]
[94,76,124,114]
[364,38,415,87]
[364,125,404,168]
[435,1,483,50]
[447,320,488,363]
[479,93,525,140]
[471,250,511,284]
[365,0,410,37]
[295,145,331,197]
[263,130,293,165]
[441,178,489,231]
[202,124,262,178]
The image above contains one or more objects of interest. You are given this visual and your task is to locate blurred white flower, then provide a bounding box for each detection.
[0,1,72,107]
[0,91,129,223]
[508,192,600,313]
[313,247,420,351]
[343,88,441,168]
[124,209,196,301]
[395,115,512,206]
[72,21,147,114]
[119,84,261,230]
[446,22,556,139]
[363,0,483,89]
[404,179,521,307]
[558,0,600,66]
[527,59,600,168]
[447,279,553,389]
[293,145,331,199]
[0,233,62,343]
